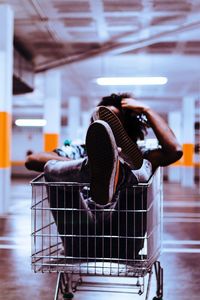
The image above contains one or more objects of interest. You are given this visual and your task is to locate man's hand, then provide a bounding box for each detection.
[121,97,149,114]
[121,96,183,169]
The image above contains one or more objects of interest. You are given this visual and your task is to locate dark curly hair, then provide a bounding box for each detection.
[96,93,149,141]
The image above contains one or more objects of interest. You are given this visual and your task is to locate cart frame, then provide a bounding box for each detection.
[31,168,163,299]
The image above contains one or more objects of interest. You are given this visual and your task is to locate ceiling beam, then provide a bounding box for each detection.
[14,11,193,22]
[35,20,200,72]
[89,0,108,41]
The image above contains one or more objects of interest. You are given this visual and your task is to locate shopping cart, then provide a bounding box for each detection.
[31,168,163,300]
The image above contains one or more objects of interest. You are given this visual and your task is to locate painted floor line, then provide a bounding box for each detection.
[163,240,200,245]
[164,201,200,208]
[163,248,200,253]
[0,244,30,250]
[164,212,200,218]
[164,218,200,223]
[0,236,30,242]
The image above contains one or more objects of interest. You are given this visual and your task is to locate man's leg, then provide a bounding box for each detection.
[92,106,143,169]
[44,158,96,257]
[44,157,90,184]
[108,161,150,259]
[85,118,150,259]
[86,120,120,205]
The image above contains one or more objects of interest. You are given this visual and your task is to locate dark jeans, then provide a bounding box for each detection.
[44,158,147,260]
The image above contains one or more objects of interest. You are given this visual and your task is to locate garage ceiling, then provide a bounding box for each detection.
[1,0,200,115]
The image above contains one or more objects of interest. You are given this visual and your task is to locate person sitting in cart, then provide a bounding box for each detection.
[26,94,183,258]
[26,93,182,204]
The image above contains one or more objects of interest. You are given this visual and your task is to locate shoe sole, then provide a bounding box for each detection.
[93,106,143,169]
[86,120,119,205]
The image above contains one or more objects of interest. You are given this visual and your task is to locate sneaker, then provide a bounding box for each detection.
[93,106,143,170]
[86,120,120,205]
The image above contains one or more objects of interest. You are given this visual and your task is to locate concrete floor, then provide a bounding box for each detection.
[0,176,200,300]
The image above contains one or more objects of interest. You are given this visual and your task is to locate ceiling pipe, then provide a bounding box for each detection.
[35,20,200,72]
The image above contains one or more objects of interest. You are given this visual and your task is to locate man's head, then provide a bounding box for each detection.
[97,93,149,142]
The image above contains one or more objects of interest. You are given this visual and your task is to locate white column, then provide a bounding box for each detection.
[168,111,182,182]
[81,111,92,141]
[181,96,195,187]
[0,5,14,214]
[68,97,81,141]
[43,69,61,151]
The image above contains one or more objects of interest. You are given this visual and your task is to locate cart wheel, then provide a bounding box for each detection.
[138,290,143,295]
[63,292,74,299]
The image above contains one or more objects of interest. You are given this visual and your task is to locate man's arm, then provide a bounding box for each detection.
[121,98,183,171]
[25,151,71,172]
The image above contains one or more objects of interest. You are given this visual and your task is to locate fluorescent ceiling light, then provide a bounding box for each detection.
[96,77,168,86]
[15,119,47,127]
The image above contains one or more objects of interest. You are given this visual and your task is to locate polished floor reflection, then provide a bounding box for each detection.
[0,177,199,300]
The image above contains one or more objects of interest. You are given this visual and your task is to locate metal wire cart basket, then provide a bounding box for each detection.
[31,168,163,300]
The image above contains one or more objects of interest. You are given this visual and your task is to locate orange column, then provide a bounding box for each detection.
[43,70,61,152]
[182,143,194,166]
[0,112,11,168]
[181,96,195,187]
[0,4,14,214]
[44,133,59,152]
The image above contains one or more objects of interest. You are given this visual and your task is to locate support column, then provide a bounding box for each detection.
[68,97,81,141]
[0,5,14,214]
[168,111,182,182]
[43,70,61,151]
[82,111,92,141]
[181,96,195,187]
